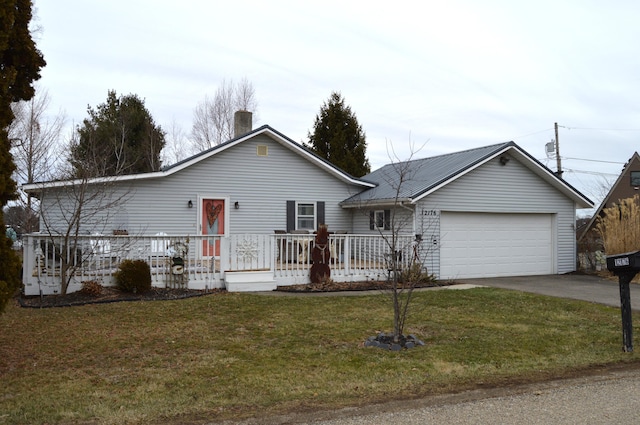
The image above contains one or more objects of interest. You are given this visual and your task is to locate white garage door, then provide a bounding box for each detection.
[439,212,553,279]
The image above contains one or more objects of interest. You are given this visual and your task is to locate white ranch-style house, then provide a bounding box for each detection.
[21,115,593,295]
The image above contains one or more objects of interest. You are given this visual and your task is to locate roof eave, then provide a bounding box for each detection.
[21,125,376,192]
[340,197,414,209]
[21,171,164,194]
[410,144,593,208]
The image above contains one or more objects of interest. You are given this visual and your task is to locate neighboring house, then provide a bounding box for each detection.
[22,120,593,293]
[577,152,640,270]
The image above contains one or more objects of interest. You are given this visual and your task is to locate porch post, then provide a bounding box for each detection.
[220,236,230,281]
[344,235,351,275]
[23,234,34,287]
[271,234,277,277]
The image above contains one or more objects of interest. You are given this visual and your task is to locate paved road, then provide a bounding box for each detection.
[457,273,639,310]
[223,365,640,425]
[305,366,640,424]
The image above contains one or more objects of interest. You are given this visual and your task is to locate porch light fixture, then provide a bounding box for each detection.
[234,201,240,209]
[188,200,193,209]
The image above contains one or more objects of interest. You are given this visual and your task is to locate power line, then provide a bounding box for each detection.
[512,128,554,139]
[563,168,620,177]
[561,156,625,165]
[559,125,640,132]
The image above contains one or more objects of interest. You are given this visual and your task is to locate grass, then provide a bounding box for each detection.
[0,287,638,424]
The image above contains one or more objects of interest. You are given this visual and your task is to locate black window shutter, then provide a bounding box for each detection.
[369,211,375,230]
[384,209,391,230]
[286,200,295,232]
[317,201,325,227]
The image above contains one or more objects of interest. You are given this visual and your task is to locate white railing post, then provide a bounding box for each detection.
[22,234,34,289]
[271,234,277,274]
[344,235,351,275]
[220,236,229,280]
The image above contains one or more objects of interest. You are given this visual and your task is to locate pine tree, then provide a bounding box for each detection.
[70,90,166,178]
[0,0,46,313]
[307,92,371,177]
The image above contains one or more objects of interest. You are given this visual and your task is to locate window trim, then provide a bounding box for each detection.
[374,210,386,229]
[369,209,391,231]
[296,201,316,231]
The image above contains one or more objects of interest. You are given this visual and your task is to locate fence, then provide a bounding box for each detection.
[22,233,421,295]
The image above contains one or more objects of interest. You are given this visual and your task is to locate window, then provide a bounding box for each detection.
[297,202,315,230]
[286,201,325,232]
[631,171,640,186]
[369,210,391,230]
[374,210,385,229]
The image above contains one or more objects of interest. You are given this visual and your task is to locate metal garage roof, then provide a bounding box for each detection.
[341,141,593,208]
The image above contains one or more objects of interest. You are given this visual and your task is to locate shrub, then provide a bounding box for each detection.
[79,280,103,296]
[596,195,640,255]
[399,263,436,285]
[115,259,152,294]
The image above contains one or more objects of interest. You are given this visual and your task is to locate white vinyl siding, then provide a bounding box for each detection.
[352,206,415,234]
[417,155,576,275]
[39,134,362,236]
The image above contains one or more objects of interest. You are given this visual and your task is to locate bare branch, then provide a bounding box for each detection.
[190,78,258,153]
[38,176,133,295]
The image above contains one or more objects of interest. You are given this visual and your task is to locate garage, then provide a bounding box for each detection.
[439,212,554,279]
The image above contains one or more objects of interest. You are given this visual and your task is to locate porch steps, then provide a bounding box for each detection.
[224,270,277,292]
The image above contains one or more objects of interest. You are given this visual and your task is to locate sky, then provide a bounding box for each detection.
[33,1,640,214]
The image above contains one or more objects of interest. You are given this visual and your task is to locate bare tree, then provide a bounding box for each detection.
[235,77,257,111]
[161,119,190,166]
[384,154,422,344]
[360,141,432,348]
[8,87,65,232]
[190,78,258,153]
[37,175,131,295]
[21,129,134,295]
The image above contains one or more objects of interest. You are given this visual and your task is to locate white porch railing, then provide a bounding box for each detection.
[22,233,419,295]
[271,233,417,285]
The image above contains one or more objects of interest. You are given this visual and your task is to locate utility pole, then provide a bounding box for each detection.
[554,122,563,178]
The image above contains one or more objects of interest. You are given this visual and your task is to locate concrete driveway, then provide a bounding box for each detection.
[456,273,640,310]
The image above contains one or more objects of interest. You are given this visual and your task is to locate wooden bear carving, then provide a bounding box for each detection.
[310,224,331,283]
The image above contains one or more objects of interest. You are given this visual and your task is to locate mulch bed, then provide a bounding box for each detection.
[18,287,223,308]
[276,280,447,292]
[17,280,445,308]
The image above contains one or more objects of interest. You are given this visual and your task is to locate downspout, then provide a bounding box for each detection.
[399,201,416,236]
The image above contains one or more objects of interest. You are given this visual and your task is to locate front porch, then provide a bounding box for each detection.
[22,233,422,295]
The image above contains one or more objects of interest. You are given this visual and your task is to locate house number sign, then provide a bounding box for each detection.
[615,257,630,267]
[421,209,439,216]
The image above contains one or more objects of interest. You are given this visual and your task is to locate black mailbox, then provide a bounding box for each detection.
[605,250,639,353]
[606,251,640,273]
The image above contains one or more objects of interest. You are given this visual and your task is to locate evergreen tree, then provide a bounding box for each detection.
[70,90,165,178]
[307,92,371,177]
[0,0,46,313]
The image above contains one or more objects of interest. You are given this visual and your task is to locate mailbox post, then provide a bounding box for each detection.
[606,251,640,352]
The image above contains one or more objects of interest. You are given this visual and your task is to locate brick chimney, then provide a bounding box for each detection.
[234,111,253,138]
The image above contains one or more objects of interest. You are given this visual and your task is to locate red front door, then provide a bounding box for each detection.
[202,199,225,256]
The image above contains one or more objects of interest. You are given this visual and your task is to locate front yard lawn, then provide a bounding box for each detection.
[0,287,637,424]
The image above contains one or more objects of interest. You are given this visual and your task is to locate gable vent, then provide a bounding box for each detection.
[257,145,268,157]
